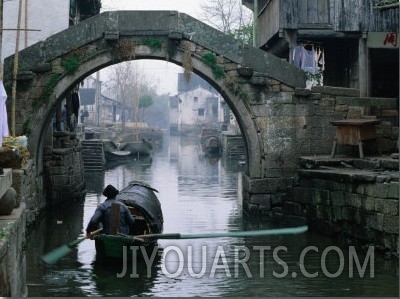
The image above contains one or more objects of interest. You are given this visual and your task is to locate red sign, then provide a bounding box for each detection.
[383,32,398,47]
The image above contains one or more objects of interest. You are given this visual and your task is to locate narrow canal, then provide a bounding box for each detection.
[26,135,398,297]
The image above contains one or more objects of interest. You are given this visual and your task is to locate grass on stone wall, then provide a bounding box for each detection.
[202,52,249,100]
[61,55,80,75]
[142,37,162,50]
[0,223,12,241]
[202,52,225,80]
[33,73,62,109]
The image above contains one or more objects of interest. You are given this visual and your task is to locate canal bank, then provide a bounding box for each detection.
[286,155,399,256]
[0,168,27,297]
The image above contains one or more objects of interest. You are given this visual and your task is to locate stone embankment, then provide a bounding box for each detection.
[0,168,27,297]
[285,155,399,256]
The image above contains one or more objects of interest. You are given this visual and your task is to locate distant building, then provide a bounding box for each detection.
[171,87,224,135]
[243,0,399,98]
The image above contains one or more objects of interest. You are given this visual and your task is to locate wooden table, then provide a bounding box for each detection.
[330,119,381,159]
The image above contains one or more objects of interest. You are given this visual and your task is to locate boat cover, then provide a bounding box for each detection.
[116,180,163,234]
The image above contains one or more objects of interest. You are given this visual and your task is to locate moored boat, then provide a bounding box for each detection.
[104,150,132,162]
[199,127,221,155]
[119,139,152,157]
[94,180,163,260]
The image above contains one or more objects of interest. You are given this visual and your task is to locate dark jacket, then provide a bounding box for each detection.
[86,198,135,235]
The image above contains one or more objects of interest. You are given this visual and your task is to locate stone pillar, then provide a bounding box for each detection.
[242,173,292,219]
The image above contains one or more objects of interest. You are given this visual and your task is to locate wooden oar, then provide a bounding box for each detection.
[41,228,103,265]
[134,225,308,240]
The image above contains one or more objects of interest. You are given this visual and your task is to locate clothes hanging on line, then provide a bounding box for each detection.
[292,45,324,74]
[0,80,9,147]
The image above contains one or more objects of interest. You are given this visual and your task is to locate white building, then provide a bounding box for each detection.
[171,86,224,135]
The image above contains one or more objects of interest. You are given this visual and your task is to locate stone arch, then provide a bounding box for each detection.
[3,10,305,193]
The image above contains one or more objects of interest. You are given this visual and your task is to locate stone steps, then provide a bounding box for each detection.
[81,140,105,171]
[221,134,245,159]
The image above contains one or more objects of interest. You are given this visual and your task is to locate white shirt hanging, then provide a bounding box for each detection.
[0,80,9,147]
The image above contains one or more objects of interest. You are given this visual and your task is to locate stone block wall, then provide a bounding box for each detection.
[243,86,398,217]
[284,167,399,254]
[11,160,44,223]
[43,141,86,206]
[0,204,27,297]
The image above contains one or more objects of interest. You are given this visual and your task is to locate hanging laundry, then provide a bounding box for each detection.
[292,44,322,74]
[0,80,9,147]
[302,47,317,74]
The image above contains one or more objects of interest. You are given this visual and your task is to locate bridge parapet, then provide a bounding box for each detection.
[4,10,305,88]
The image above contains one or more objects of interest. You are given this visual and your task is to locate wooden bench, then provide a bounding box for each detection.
[330,119,381,159]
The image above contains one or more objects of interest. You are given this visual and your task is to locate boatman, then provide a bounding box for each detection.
[86,184,136,237]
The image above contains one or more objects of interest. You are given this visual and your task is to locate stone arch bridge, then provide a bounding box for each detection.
[4,10,307,213]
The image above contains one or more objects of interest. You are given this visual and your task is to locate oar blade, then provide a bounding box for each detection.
[40,228,103,265]
[135,225,309,240]
[41,244,72,265]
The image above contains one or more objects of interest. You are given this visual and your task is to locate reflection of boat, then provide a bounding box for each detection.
[199,127,221,155]
[92,252,161,295]
[205,153,220,165]
[94,181,163,260]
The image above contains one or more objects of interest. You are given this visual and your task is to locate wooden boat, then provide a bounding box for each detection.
[104,150,132,162]
[199,127,221,155]
[94,180,163,260]
[119,139,152,157]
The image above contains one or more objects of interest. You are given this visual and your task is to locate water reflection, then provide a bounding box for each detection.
[91,254,162,296]
[26,135,398,297]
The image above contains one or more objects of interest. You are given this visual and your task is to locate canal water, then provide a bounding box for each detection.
[26,135,398,297]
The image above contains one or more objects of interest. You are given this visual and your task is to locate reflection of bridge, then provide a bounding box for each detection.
[4,11,397,220]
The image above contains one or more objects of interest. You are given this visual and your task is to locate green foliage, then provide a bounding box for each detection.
[139,95,153,109]
[305,69,323,86]
[142,38,162,50]
[61,55,79,75]
[0,223,11,240]
[202,52,225,80]
[228,23,253,45]
[211,65,224,79]
[202,52,217,67]
[36,73,62,108]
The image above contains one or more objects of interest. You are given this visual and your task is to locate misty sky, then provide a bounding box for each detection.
[101,0,203,18]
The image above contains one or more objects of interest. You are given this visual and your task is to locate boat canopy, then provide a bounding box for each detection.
[116,180,163,234]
